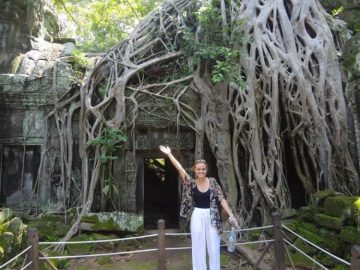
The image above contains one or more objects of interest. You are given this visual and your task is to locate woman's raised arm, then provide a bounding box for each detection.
[159,145,187,183]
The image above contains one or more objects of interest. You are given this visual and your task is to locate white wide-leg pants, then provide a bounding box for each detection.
[191,207,220,270]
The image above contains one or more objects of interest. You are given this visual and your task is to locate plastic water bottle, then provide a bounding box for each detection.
[227,227,237,252]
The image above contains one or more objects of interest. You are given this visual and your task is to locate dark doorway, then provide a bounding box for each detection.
[144,157,179,229]
[0,145,41,206]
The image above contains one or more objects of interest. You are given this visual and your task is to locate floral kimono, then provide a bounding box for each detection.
[179,174,225,233]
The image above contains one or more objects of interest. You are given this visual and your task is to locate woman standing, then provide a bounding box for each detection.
[159,145,239,270]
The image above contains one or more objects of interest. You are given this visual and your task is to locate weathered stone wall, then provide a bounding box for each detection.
[0,55,74,207]
[0,0,59,73]
[0,0,74,208]
[282,191,360,268]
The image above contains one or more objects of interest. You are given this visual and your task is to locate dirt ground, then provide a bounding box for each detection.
[64,234,247,270]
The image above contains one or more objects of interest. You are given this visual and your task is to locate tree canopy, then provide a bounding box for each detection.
[52,0,162,51]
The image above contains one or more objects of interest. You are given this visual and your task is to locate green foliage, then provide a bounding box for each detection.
[180,0,244,86]
[195,47,240,84]
[88,128,127,163]
[331,6,344,17]
[71,49,88,71]
[52,0,162,52]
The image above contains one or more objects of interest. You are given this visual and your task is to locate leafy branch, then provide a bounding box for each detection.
[88,128,127,163]
[180,1,244,86]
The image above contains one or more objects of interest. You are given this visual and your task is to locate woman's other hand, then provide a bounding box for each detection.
[159,145,171,155]
[228,215,240,229]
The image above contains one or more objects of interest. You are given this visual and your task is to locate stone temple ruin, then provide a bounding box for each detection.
[0,0,215,229]
[2,0,360,233]
[0,0,74,207]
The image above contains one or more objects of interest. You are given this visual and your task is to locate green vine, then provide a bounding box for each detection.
[88,128,127,163]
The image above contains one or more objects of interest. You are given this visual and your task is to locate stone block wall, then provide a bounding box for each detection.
[0,0,60,73]
[281,190,360,268]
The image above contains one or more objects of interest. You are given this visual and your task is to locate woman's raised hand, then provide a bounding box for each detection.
[159,145,171,155]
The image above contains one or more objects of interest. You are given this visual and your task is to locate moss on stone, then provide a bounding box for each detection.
[293,238,317,255]
[81,215,98,223]
[315,252,337,268]
[3,217,26,249]
[282,219,302,242]
[82,212,144,232]
[300,222,319,234]
[280,208,297,219]
[0,209,12,225]
[40,213,66,223]
[333,264,351,270]
[66,233,120,256]
[294,225,344,256]
[66,234,97,255]
[298,206,316,222]
[286,248,316,269]
[324,195,357,217]
[282,219,301,229]
[340,226,360,244]
[94,217,119,231]
[27,214,70,240]
[27,219,57,240]
[0,232,14,256]
[0,246,4,261]
[54,222,71,237]
[314,213,342,230]
[310,189,336,208]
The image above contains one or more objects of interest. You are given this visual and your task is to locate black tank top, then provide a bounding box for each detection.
[193,186,210,208]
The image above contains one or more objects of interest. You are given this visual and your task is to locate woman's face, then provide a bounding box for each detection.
[194,163,207,178]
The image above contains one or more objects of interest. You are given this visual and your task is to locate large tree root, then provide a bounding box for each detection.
[51,0,359,243]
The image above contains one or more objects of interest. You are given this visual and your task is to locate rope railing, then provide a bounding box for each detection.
[19,261,32,270]
[39,233,158,245]
[0,245,32,270]
[165,225,274,237]
[39,248,158,260]
[165,246,192,251]
[165,232,190,236]
[2,213,359,270]
[224,224,274,233]
[282,224,351,266]
[163,235,275,252]
[164,239,276,252]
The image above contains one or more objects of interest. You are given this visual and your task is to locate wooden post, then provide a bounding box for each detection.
[156,219,167,270]
[26,228,39,270]
[351,245,360,270]
[272,212,286,270]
